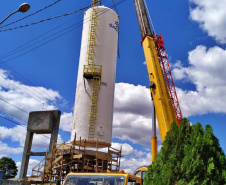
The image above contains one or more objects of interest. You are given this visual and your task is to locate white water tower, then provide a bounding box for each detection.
[71,6,119,145]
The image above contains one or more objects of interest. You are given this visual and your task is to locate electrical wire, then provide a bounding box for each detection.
[0,20,82,60]
[0,0,63,29]
[0,96,29,114]
[0,3,95,32]
[0,69,73,125]
[0,81,72,125]
[0,3,94,62]
[0,24,81,63]
[0,70,67,122]
[0,64,60,104]
[143,0,155,33]
[0,114,26,128]
[0,17,76,60]
[0,1,125,124]
[0,0,126,127]
[112,0,119,15]
[0,0,107,59]
[0,111,64,142]
[0,74,46,103]
[0,106,28,124]
[0,0,127,63]
[0,8,84,115]
[0,0,106,60]
[0,66,73,124]
[0,92,73,135]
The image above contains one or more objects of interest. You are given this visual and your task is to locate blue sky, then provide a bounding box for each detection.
[0,0,226,175]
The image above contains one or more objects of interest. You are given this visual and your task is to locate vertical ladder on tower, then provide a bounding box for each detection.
[83,0,102,140]
[86,1,99,66]
[88,76,100,139]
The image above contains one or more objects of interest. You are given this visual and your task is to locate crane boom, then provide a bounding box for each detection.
[133,0,182,161]
[142,35,177,142]
[154,33,183,124]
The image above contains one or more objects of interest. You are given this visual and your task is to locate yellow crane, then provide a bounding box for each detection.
[133,0,182,183]
[133,0,182,161]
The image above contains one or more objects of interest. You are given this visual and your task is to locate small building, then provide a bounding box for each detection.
[0,170,4,185]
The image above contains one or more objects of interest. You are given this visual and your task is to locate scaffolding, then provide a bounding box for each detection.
[30,138,122,184]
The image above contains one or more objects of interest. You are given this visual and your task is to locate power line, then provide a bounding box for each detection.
[0,20,82,60]
[0,17,76,60]
[0,96,29,114]
[0,78,72,124]
[0,0,63,29]
[0,74,46,103]
[0,13,81,115]
[0,92,73,133]
[0,69,73,124]
[112,0,119,15]
[0,1,106,59]
[0,63,69,114]
[0,114,27,128]
[0,3,94,32]
[0,111,63,142]
[0,0,126,126]
[0,67,73,124]
[0,107,28,125]
[0,64,72,120]
[0,0,127,63]
[0,24,81,63]
[0,64,60,105]
[0,1,125,123]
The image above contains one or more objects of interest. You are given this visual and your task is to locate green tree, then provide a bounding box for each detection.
[0,157,18,179]
[144,118,226,185]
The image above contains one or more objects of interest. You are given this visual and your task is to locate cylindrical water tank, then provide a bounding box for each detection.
[71,6,119,144]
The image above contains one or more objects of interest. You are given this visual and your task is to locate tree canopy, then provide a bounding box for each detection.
[0,157,18,179]
[144,118,226,185]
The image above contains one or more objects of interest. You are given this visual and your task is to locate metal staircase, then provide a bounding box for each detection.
[83,0,101,140]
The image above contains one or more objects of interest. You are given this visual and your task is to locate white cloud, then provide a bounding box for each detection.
[111,142,145,157]
[171,61,187,80]
[120,153,151,174]
[17,159,41,177]
[113,83,161,146]
[0,141,23,158]
[98,142,151,173]
[114,83,152,117]
[0,68,67,157]
[172,45,226,117]
[157,145,162,153]
[0,125,26,146]
[118,143,161,174]
[113,112,156,146]
[32,133,63,149]
[0,68,62,123]
[60,112,73,132]
[0,124,63,156]
[108,142,151,174]
[189,0,226,43]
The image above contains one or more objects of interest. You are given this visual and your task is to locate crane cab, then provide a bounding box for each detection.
[133,166,148,185]
[60,172,142,185]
